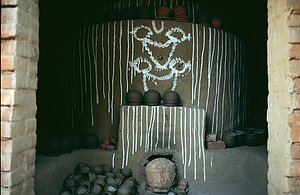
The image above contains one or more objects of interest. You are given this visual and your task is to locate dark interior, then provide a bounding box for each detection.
[37,0,267,152]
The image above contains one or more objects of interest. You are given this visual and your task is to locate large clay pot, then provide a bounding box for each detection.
[232,130,245,146]
[222,131,238,148]
[126,90,143,105]
[145,158,176,193]
[82,133,99,149]
[60,136,73,154]
[144,90,161,106]
[211,17,222,28]
[241,128,265,146]
[163,91,180,106]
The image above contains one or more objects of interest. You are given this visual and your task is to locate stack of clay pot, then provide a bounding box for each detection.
[60,163,138,195]
[156,6,171,20]
[100,137,117,151]
[173,5,189,22]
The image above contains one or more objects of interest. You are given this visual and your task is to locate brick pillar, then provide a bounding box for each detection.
[1,0,39,194]
[268,0,300,194]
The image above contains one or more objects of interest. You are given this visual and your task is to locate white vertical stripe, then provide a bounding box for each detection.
[119,21,123,105]
[121,107,125,168]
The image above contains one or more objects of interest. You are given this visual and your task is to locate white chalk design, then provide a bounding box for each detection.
[129,24,192,91]
[119,105,206,181]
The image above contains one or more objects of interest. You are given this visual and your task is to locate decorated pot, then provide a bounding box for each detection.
[163,91,180,106]
[126,90,143,105]
[144,90,161,106]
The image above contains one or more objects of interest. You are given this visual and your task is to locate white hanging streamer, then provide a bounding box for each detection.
[121,107,125,168]
[92,25,100,104]
[198,25,206,107]
[162,107,166,148]
[191,24,195,104]
[111,21,117,124]
[107,22,111,113]
[168,108,172,149]
[126,21,130,93]
[131,106,135,155]
[87,26,94,126]
[140,106,144,147]
[119,21,123,105]
[126,106,130,166]
[101,23,106,99]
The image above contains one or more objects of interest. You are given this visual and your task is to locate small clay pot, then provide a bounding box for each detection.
[104,183,118,194]
[70,133,82,150]
[242,128,265,146]
[82,133,99,149]
[211,17,222,28]
[120,168,132,179]
[163,91,180,106]
[232,130,245,146]
[156,6,171,20]
[144,90,161,106]
[60,136,73,154]
[91,183,103,194]
[126,90,143,105]
[94,178,106,187]
[117,184,132,195]
[92,166,105,175]
[63,178,76,190]
[222,131,238,148]
[43,136,61,156]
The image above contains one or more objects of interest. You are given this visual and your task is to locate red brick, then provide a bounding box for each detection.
[1,72,16,89]
[289,110,300,127]
[292,128,300,142]
[289,27,300,43]
[1,122,11,140]
[1,106,13,121]
[290,160,300,177]
[1,0,17,6]
[288,0,300,12]
[289,60,300,76]
[1,89,15,106]
[1,40,16,55]
[288,11,300,27]
[1,23,17,39]
[289,44,300,60]
[291,143,300,159]
[207,140,225,149]
[294,78,300,92]
[1,55,14,71]
[1,7,17,24]
[288,177,300,194]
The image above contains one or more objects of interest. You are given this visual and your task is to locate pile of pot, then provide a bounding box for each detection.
[222,128,266,148]
[60,162,137,195]
[126,90,180,107]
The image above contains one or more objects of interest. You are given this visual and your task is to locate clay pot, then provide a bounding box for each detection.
[63,178,76,190]
[76,183,91,195]
[233,130,245,146]
[126,90,143,105]
[91,183,103,194]
[70,133,82,150]
[242,128,265,146]
[43,136,61,156]
[94,178,106,187]
[163,91,180,106]
[222,131,238,148]
[145,158,176,193]
[117,184,132,195]
[156,6,171,20]
[173,5,187,16]
[120,168,132,179]
[211,17,222,28]
[69,173,83,183]
[104,183,118,194]
[82,133,99,149]
[144,90,161,106]
[60,136,73,154]
[92,166,105,175]
[60,190,73,195]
